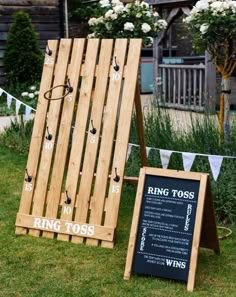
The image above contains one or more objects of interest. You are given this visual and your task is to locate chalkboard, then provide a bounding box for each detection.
[124,167,220,292]
[132,174,199,281]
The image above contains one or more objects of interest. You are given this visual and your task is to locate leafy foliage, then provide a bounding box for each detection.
[184,0,236,77]
[4,11,43,85]
[87,0,167,46]
[128,109,236,223]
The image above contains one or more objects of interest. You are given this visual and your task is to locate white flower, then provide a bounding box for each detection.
[112,0,122,6]
[21,92,28,96]
[124,22,135,31]
[210,1,224,12]
[200,23,209,34]
[34,91,39,95]
[28,93,35,98]
[145,11,152,17]
[136,13,142,18]
[99,0,110,7]
[30,85,36,91]
[140,1,149,9]
[110,13,118,20]
[156,19,167,29]
[88,17,98,26]
[145,36,153,47]
[113,4,124,13]
[88,32,96,38]
[105,23,112,30]
[142,23,151,33]
[153,11,159,17]
[88,17,103,26]
[195,0,209,10]
[105,9,114,19]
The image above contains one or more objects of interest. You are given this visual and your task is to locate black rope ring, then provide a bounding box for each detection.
[44,80,73,101]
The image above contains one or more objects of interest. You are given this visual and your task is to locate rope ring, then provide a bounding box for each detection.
[217,226,233,240]
[43,84,73,101]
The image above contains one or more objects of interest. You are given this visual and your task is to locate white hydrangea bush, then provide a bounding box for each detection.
[88,0,167,46]
[183,0,236,75]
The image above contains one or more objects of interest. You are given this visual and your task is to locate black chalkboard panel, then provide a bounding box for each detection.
[132,174,200,282]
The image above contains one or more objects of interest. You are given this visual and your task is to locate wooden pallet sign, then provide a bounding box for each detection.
[124,167,220,291]
[15,38,147,248]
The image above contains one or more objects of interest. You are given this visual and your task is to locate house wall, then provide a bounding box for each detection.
[0,0,64,85]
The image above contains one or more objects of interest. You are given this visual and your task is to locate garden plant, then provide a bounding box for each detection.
[184,0,236,137]
[87,0,167,47]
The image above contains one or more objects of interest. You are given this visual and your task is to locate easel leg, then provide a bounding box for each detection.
[134,83,148,167]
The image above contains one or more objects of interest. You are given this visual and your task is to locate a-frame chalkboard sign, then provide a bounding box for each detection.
[124,167,220,291]
[15,38,147,248]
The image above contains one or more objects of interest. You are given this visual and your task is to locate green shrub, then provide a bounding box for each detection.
[128,109,236,223]
[3,11,43,85]
[0,116,34,154]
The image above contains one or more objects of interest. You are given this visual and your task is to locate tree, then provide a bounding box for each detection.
[184,0,236,138]
[4,11,43,85]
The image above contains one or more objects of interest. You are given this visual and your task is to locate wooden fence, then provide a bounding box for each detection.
[0,0,64,85]
[156,56,217,111]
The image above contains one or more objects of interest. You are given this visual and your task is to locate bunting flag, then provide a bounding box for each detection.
[146,147,151,157]
[208,155,223,181]
[7,93,12,109]
[126,144,132,161]
[15,100,21,115]
[182,152,196,171]
[25,106,32,121]
[0,87,3,96]
[160,149,172,169]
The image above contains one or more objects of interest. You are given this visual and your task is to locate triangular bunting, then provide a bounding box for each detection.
[208,155,223,181]
[160,149,172,169]
[7,94,12,109]
[182,152,196,171]
[25,106,32,121]
[0,88,4,96]
[126,144,132,161]
[15,100,21,115]
[146,147,151,157]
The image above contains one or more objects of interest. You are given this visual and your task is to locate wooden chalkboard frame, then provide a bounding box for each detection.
[124,167,220,292]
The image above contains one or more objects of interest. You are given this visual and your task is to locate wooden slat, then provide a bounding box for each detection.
[124,168,146,280]
[101,39,142,248]
[83,39,129,246]
[0,0,59,5]
[187,174,208,292]
[15,40,58,235]
[66,39,113,244]
[29,39,72,237]
[16,213,114,242]
[57,39,100,242]
[42,39,85,239]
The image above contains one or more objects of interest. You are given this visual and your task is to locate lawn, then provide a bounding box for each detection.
[0,145,235,297]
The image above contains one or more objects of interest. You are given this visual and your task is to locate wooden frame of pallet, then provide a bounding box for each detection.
[15,38,147,248]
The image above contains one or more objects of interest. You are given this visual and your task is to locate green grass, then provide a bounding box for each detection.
[0,145,236,297]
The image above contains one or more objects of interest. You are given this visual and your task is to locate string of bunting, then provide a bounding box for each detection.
[0,87,36,120]
[126,143,236,181]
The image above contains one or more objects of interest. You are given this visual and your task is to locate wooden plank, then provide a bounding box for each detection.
[134,83,148,167]
[67,39,113,244]
[29,39,72,237]
[193,69,197,107]
[0,0,59,5]
[42,39,85,239]
[0,6,60,15]
[187,174,208,292]
[16,213,114,242]
[15,39,58,235]
[178,68,181,105]
[101,39,142,248]
[57,39,100,242]
[124,168,146,280]
[83,39,129,246]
